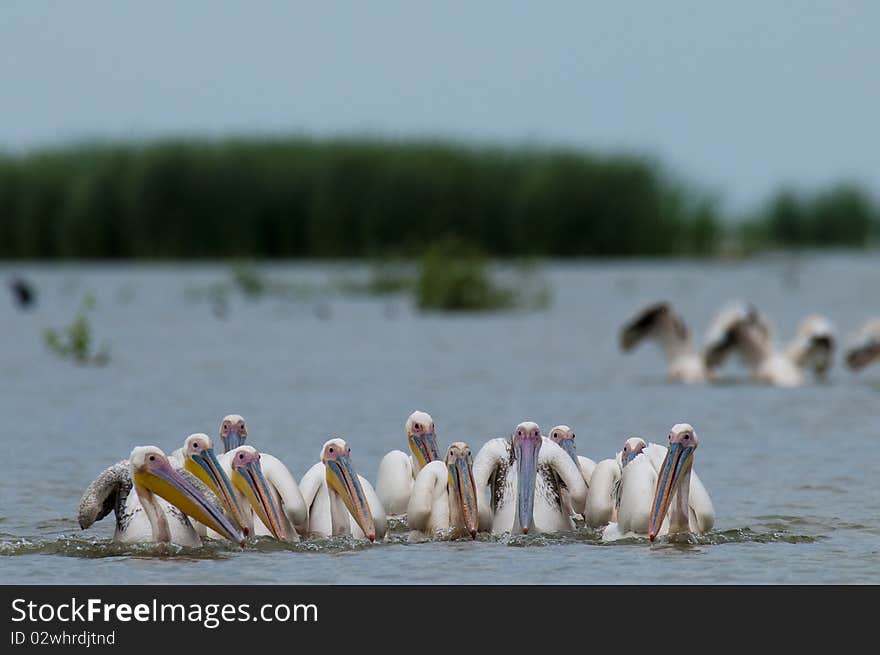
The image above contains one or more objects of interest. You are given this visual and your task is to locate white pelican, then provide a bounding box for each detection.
[473,422,587,535]
[375,410,441,516]
[583,437,646,528]
[169,433,250,537]
[78,446,244,547]
[172,435,298,541]
[407,442,481,541]
[705,303,835,386]
[620,302,707,383]
[547,425,595,517]
[845,318,880,371]
[300,438,386,542]
[210,414,308,540]
[222,446,306,542]
[602,425,714,541]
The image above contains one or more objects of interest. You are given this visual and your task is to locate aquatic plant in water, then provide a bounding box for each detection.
[415,237,552,312]
[44,292,110,366]
[334,260,415,297]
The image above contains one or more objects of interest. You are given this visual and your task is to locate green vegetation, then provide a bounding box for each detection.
[416,238,515,311]
[737,184,880,253]
[44,292,110,365]
[0,137,876,259]
[416,237,549,311]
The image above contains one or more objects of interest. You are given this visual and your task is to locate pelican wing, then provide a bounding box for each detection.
[577,455,596,488]
[472,437,511,529]
[375,449,415,516]
[355,474,387,539]
[298,462,325,526]
[260,453,309,533]
[585,458,620,528]
[406,460,446,533]
[540,438,587,510]
[616,454,658,534]
[846,318,880,370]
[620,302,682,351]
[77,460,131,530]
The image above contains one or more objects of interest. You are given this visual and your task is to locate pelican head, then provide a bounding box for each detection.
[228,446,288,541]
[648,424,699,541]
[445,442,478,539]
[405,410,440,470]
[322,438,376,542]
[512,421,542,535]
[548,425,579,467]
[181,433,248,536]
[130,446,245,546]
[220,414,247,453]
[621,437,648,468]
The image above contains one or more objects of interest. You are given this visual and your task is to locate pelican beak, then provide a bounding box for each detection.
[648,442,694,541]
[325,454,376,542]
[222,430,245,452]
[231,458,288,541]
[514,437,541,535]
[559,437,579,468]
[409,431,441,469]
[133,459,245,547]
[186,448,249,536]
[448,454,479,539]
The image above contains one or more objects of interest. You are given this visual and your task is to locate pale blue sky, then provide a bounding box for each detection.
[2,1,878,211]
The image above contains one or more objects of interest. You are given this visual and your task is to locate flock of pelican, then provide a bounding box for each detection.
[78,412,714,548]
[621,301,880,386]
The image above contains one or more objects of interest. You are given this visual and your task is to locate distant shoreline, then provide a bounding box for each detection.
[1,137,877,259]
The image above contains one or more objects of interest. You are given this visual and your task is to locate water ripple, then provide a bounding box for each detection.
[0,526,822,558]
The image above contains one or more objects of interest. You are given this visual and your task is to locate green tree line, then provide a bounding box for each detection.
[0,137,876,258]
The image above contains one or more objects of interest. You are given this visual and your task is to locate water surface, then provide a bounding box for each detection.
[1,254,878,583]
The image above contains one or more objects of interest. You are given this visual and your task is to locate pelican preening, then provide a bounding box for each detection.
[78,446,244,547]
[473,422,587,535]
[601,425,715,542]
[846,318,880,371]
[300,438,386,542]
[376,410,441,516]
[622,300,839,387]
[407,442,481,540]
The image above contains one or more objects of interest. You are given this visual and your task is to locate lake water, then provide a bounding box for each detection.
[1,254,878,584]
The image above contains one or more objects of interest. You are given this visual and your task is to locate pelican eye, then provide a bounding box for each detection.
[413,423,421,432]
[149,455,155,461]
